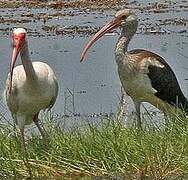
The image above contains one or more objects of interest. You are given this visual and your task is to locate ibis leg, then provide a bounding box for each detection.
[33,112,49,147]
[134,101,142,129]
[20,126,27,154]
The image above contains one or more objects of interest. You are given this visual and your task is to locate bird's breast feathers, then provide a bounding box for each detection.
[118,56,166,101]
[5,62,57,114]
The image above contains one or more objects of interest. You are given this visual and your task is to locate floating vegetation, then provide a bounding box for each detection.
[0,0,187,37]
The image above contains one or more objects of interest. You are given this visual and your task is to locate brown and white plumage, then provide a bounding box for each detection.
[4,28,58,151]
[80,9,188,128]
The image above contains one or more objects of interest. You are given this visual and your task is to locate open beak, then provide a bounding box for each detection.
[8,36,22,95]
[80,16,122,62]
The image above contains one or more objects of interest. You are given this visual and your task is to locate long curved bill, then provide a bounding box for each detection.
[8,43,20,95]
[80,17,121,62]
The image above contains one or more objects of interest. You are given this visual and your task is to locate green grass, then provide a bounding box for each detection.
[1,112,188,179]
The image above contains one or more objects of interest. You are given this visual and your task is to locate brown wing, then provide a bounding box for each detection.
[129,49,188,111]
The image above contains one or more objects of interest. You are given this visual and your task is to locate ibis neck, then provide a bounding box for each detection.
[20,40,36,81]
[115,25,137,63]
[115,35,130,59]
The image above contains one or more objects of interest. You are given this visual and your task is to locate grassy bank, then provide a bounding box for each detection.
[1,113,188,179]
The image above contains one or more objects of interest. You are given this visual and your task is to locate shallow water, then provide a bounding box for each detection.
[0,0,188,123]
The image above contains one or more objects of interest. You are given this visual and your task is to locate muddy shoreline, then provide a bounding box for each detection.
[0,0,188,10]
[0,0,187,37]
[0,0,125,9]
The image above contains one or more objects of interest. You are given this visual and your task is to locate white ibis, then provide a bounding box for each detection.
[4,28,58,151]
[81,9,188,128]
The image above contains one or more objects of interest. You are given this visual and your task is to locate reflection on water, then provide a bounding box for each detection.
[0,1,188,124]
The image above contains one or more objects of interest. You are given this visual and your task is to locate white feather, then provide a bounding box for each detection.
[13,28,26,35]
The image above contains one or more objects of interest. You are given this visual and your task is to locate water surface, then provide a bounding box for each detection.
[0,0,187,124]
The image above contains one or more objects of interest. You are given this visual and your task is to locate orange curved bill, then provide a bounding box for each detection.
[8,33,25,95]
[80,17,120,62]
[8,43,21,95]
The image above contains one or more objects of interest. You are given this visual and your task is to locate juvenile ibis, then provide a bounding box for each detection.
[4,28,58,151]
[80,9,188,128]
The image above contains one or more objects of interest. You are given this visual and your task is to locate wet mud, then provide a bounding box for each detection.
[0,0,187,37]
